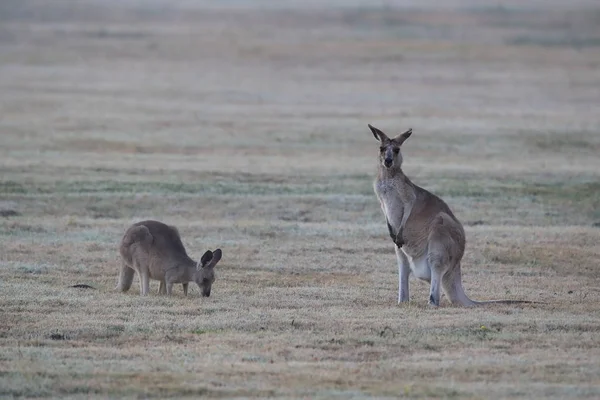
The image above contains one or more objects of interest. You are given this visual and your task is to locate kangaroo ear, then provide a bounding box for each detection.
[394,128,412,145]
[199,250,213,269]
[204,248,222,269]
[368,124,389,142]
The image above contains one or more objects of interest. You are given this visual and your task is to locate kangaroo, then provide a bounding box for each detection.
[116,220,222,297]
[370,124,531,307]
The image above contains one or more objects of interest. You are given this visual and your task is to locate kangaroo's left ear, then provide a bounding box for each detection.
[198,250,213,269]
[368,124,389,142]
[393,128,412,145]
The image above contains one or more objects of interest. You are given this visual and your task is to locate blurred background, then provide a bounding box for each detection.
[1,0,599,240]
[2,0,599,175]
[2,2,600,398]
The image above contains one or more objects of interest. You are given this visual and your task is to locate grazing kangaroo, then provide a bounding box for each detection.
[116,220,222,297]
[370,124,531,307]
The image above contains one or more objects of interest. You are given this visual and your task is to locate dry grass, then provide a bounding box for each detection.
[1,0,600,398]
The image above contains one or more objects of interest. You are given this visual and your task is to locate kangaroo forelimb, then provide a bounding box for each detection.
[387,220,404,247]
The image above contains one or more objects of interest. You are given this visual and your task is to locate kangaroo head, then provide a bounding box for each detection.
[369,124,412,170]
[194,248,223,297]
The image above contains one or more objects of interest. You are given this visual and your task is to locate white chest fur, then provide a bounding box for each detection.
[375,179,405,233]
[401,248,431,281]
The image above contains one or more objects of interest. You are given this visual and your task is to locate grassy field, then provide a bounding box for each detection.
[1,0,600,398]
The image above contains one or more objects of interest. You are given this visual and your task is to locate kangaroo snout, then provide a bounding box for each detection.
[384,158,393,168]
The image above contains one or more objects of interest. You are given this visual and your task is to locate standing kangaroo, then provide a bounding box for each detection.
[370,124,530,306]
[116,220,222,297]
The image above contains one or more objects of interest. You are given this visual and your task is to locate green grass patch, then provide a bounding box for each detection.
[434,178,600,220]
[509,35,600,48]
[0,177,374,197]
[0,181,27,194]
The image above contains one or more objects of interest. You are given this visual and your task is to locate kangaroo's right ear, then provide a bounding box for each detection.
[199,250,213,268]
[368,124,389,142]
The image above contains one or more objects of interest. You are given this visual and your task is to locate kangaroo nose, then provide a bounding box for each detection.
[384,159,393,168]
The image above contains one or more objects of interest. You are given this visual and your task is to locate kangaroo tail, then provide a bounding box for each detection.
[443,264,478,307]
[442,263,537,306]
[472,299,539,305]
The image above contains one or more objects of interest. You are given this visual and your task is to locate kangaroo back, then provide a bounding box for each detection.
[130,220,189,260]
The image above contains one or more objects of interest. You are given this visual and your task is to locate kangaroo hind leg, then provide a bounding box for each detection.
[116,260,135,292]
[428,213,465,307]
[426,241,452,307]
[138,271,150,296]
[158,281,167,295]
[133,259,150,296]
[427,255,444,306]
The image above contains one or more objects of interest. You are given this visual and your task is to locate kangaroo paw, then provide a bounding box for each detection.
[394,229,405,247]
[386,221,396,242]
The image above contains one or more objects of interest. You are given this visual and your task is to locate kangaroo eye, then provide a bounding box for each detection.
[393,148,399,154]
[379,147,385,152]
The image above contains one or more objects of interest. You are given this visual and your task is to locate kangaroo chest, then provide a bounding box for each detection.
[375,179,407,234]
[375,178,427,258]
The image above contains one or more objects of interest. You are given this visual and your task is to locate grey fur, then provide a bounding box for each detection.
[116,220,222,297]
[370,124,531,307]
